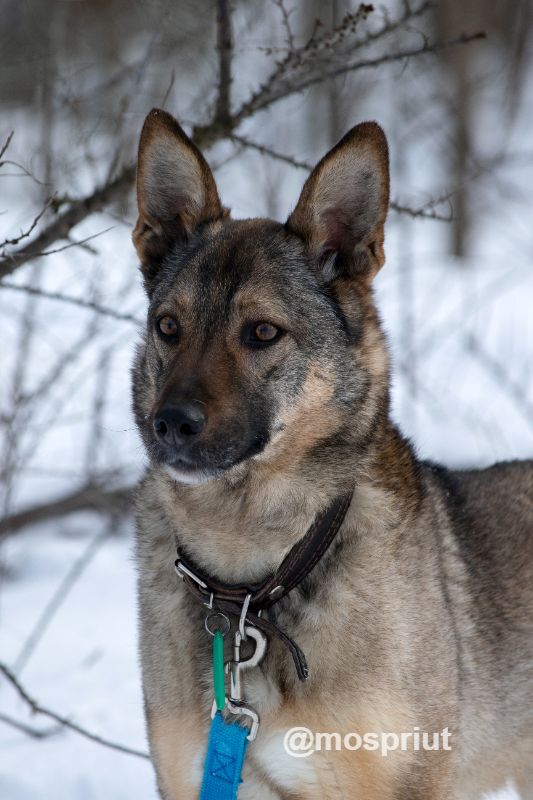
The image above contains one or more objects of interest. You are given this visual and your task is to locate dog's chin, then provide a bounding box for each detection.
[163,463,222,486]
[160,435,270,486]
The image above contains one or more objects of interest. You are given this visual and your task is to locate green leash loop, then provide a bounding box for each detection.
[205,611,231,711]
[213,630,226,711]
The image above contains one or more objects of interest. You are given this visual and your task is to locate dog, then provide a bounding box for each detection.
[131,107,533,799]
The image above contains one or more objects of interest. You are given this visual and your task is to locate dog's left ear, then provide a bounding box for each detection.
[133,108,225,289]
[286,122,389,281]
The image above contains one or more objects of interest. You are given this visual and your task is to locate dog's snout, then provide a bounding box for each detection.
[153,402,207,446]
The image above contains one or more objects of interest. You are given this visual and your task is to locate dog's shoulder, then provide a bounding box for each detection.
[422,459,533,611]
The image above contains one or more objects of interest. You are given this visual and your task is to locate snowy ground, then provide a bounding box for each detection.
[1,518,154,799]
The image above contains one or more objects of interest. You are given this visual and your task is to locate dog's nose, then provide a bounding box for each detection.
[153,403,206,446]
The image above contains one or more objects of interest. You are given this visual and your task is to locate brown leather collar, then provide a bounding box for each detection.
[175,489,353,681]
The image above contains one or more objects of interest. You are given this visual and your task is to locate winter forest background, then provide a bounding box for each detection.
[1,0,533,797]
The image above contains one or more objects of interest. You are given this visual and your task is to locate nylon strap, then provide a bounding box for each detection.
[200,712,249,800]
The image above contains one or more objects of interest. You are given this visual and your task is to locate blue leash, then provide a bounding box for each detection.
[199,615,265,799]
[200,712,249,800]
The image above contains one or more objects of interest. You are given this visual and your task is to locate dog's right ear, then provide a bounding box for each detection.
[133,108,225,289]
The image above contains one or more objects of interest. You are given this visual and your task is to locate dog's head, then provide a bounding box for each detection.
[132,109,390,485]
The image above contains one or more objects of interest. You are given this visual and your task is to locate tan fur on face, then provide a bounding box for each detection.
[254,361,341,474]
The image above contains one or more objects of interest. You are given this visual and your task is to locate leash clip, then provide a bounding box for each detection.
[228,625,266,703]
[212,698,260,742]
[210,624,267,741]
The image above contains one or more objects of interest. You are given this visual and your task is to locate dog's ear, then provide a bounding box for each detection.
[133,108,225,288]
[286,122,389,281]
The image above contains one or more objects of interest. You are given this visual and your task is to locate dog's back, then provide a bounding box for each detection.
[425,460,533,796]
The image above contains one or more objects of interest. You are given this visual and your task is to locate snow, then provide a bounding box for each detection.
[1,519,155,799]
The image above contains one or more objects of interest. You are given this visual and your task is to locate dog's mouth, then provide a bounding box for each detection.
[155,433,270,485]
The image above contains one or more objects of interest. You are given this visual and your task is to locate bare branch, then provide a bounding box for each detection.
[0,711,59,740]
[161,68,176,108]
[0,662,149,759]
[273,0,295,51]
[35,226,115,257]
[0,6,483,278]
[0,160,48,185]
[0,164,134,280]
[389,196,454,222]
[234,30,486,123]
[466,335,533,422]
[231,134,454,221]
[0,281,142,323]
[0,198,55,250]
[0,131,14,162]
[0,483,133,537]
[15,523,118,673]
[229,133,312,170]
[215,0,233,125]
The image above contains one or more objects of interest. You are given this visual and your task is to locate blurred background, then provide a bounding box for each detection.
[1,1,532,797]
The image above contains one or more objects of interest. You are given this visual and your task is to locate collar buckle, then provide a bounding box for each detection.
[175,558,208,589]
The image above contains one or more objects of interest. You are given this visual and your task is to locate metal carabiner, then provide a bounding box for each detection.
[227,624,267,702]
[210,624,267,741]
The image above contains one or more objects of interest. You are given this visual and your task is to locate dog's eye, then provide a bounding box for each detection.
[157,315,180,339]
[243,322,282,348]
[255,323,279,341]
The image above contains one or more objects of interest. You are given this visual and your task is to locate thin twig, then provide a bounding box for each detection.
[231,134,454,221]
[389,197,454,222]
[466,334,533,421]
[0,483,133,537]
[0,259,42,518]
[35,226,115,257]
[0,198,55,250]
[230,133,313,170]
[0,711,60,739]
[0,662,149,759]
[0,131,14,162]
[0,160,48,186]
[15,523,118,673]
[0,282,141,323]
[273,0,295,50]
[0,164,134,280]
[234,31,486,122]
[161,68,176,108]
[215,0,233,125]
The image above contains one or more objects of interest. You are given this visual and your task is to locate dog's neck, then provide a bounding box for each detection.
[155,416,421,585]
